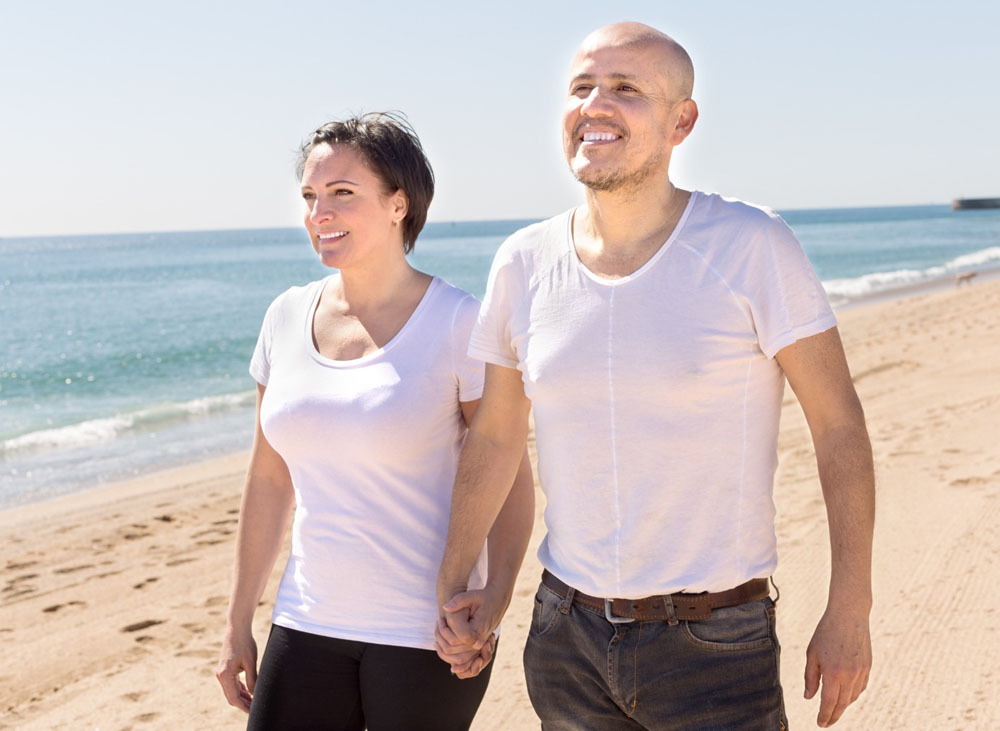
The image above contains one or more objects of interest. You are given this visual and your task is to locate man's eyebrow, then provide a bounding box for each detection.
[570,72,638,83]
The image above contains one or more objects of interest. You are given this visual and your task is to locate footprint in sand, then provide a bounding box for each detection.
[165,557,196,567]
[154,514,175,523]
[121,619,166,633]
[43,600,86,613]
[54,564,95,574]
[4,560,38,571]
[121,690,147,702]
[133,577,160,590]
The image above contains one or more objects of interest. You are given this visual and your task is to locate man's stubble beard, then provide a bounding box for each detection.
[571,147,665,197]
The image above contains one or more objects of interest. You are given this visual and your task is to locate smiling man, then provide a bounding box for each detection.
[437,22,874,730]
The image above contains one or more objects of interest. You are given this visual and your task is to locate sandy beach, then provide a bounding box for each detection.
[3,278,999,730]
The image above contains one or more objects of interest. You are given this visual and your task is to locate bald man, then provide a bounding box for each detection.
[436,22,874,730]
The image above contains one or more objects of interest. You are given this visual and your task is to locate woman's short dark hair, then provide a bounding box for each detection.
[297,112,434,254]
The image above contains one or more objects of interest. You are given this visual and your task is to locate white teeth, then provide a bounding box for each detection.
[582,131,618,142]
[318,231,347,239]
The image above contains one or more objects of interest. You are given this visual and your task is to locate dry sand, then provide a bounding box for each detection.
[3,278,999,730]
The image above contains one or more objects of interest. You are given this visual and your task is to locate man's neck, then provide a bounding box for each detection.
[573,180,691,279]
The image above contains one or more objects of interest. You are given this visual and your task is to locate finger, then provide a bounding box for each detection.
[443,608,481,648]
[217,668,248,711]
[804,655,820,700]
[443,591,481,613]
[237,682,253,712]
[816,676,841,728]
[825,680,856,726]
[436,617,465,648]
[245,660,258,694]
[851,672,867,702]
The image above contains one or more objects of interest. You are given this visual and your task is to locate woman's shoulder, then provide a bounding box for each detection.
[417,277,481,338]
[265,276,330,314]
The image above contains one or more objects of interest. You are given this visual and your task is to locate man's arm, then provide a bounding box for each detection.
[437,363,532,646]
[775,327,875,729]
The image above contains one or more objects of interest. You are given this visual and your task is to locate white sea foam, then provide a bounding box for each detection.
[822,246,1000,301]
[1,390,257,455]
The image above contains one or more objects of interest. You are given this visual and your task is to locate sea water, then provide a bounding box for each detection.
[1,204,998,506]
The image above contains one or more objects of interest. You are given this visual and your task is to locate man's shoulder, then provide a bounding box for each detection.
[494,210,573,264]
[691,191,783,232]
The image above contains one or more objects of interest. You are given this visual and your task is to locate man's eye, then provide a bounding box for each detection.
[572,85,593,96]
[619,84,637,92]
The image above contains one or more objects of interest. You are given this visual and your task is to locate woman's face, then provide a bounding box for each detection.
[300,143,407,270]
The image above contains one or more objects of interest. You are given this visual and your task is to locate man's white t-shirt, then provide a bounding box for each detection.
[250,275,487,650]
[470,191,836,599]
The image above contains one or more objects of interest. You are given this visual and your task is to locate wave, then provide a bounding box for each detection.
[822,246,1000,301]
[1,390,257,455]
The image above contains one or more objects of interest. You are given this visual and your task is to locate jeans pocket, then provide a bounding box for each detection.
[530,585,565,638]
[681,598,774,652]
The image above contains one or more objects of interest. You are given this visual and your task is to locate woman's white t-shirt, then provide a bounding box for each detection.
[250,275,487,650]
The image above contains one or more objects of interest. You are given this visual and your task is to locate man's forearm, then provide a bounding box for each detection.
[438,427,527,604]
[485,452,535,610]
[814,416,875,607]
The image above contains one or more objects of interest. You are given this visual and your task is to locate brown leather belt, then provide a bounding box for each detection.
[541,569,770,622]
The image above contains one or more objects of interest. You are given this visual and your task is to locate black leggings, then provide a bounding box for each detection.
[247,624,494,731]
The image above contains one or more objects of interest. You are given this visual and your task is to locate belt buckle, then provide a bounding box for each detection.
[604,598,635,624]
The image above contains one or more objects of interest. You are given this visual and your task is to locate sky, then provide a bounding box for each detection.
[1,0,998,237]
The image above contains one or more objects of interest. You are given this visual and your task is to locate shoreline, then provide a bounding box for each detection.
[5,264,998,513]
[3,277,1000,728]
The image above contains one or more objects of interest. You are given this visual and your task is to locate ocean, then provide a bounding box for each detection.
[2,203,999,507]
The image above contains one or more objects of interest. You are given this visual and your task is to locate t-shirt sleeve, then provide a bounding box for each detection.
[468,242,523,368]
[452,294,486,402]
[747,214,837,359]
[249,295,282,386]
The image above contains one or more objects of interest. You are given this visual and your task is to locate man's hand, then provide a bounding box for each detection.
[216,627,258,713]
[440,584,507,650]
[804,605,872,727]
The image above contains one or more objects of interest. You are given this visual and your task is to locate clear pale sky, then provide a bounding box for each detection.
[2,0,998,237]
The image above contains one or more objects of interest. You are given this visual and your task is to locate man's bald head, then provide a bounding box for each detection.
[574,22,694,101]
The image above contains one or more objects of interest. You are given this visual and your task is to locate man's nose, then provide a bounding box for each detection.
[580,87,613,117]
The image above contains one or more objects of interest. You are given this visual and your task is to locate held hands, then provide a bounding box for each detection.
[435,584,508,678]
[215,627,258,713]
[804,605,872,727]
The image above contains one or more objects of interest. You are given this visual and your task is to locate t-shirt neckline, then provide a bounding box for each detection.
[566,190,699,286]
[304,274,440,368]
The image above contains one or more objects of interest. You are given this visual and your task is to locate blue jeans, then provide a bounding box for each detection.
[523,579,788,730]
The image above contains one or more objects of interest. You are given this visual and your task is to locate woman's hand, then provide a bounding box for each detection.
[216,627,258,713]
[434,617,496,679]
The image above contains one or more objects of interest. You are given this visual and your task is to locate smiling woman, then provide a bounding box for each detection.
[214,113,535,730]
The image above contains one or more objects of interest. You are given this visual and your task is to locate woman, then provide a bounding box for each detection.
[215,113,534,730]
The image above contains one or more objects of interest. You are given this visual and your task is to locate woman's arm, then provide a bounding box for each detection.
[216,383,295,713]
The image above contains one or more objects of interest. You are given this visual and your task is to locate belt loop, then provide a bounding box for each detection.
[558,587,575,615]
[769,576,780,606]
[662,593,679,626]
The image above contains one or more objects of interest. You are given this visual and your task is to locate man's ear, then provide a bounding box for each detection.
[669,99,699,146]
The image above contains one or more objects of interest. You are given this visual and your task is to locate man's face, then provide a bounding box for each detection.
[562,40,682,193]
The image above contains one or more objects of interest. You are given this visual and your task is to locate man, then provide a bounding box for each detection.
[437,21,874,729]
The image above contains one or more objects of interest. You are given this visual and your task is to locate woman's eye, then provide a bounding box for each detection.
[334,189,353,196]
[302,192,315,201]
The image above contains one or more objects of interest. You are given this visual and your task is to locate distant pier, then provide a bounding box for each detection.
[952,197,1000,210]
